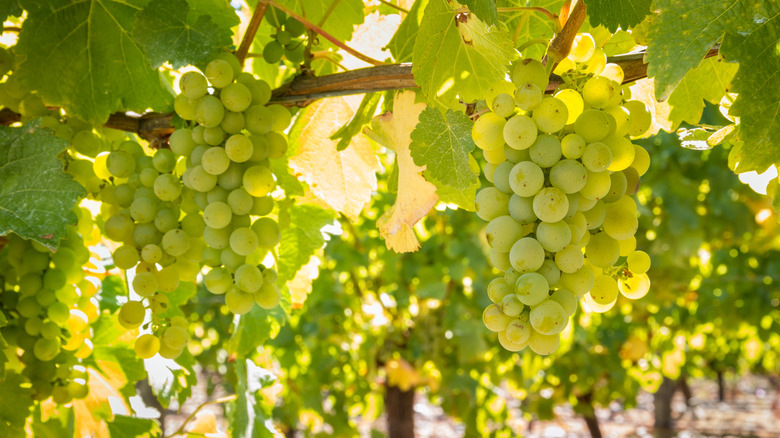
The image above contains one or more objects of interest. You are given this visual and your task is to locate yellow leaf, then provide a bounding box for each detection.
[629,78,674,135]
[72,362,130,438]
[289,97,381,219]
[287,255,321,309]
[365,91,438,253]
[186,412,225,437]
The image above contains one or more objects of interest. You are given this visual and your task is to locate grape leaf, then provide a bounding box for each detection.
[231,359,276,438]
[645,0,748,101]
[409,107,479,199]
[667,57,738,127]
[584,0,651,32]
[107,416,161,438]
[461,0,499,26]
[15,0,173,124]
[228,306,286,358]
[0,1,22,22]
[0,373,32,433]
[412,0,518,109]
[276,203,336,285]
[435,183,477,210]
[498,0,563,60]
[73,365,130,438]
[274,0,365,43]
[271,157,305,197]
[387,0,427,62]
[364,91,438,253]
[331,93,381,151]
[186,0,241,30]
[288,98,381,219]
[720,2,780,173]
[0,121,85,249]
[133,0,236,69]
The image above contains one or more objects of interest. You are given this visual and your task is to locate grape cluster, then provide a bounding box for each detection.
[262,9,307,65]
[0,210,99,403]
[473,42,652,355]
[172,54,287,315]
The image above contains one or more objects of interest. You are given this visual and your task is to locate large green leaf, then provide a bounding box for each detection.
[276,204,336,285]
[720,2,780,173]
[107,415,161,438]
[228,306,286,358]
[0,1,22,21]
[133,0,236,69]
[0,373,34,433]
[0,121,84,249]
[498,0,563,60]
[461,0,499,26]
[409,107,479,194]
[15,0,173,124]
[667,57,738,127]
[584,0,651,32]
[412,0,518,109]
[231,359,276,438]
[387,0,428,62]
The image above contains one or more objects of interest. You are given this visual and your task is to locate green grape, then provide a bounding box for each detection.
[485,215,524,252]
[475,187,510,221]
[187,165,218,192]
[217,162,245,190]
[582,76,616,108]
[550,159,587,194]
[574,109,612,143]
[631,145,650,176]
[618,236,637,257]
[204,225,231,249]
[162,229,190,256]
[491,93,516,118]
[71,130,103,157]
[263,268,278,284]
[527,330,559,355]
[263,41,284,64]
[504,144,529,163]
[585,232,620,268]
[514,272,549,306]
[490,249,511,272]
[536,221,571,253]
[511,58,548,90]
[19,93,50,117]
[149,293,169,314]
[600,63,625,84]
[130,197,157,224]
[113,245,139,270]
[603,135,635,171]
[134,334,160,359]
[204,267,231,295]
[203,201,232,229]
[498,328,528,352]
[132,223,161,248]
[602,196,638,240]
[266,131,288,159]
[203,126,226,145]
[153,173,182,201]
[506,313,532,343]
[285,44,305,64]
[627,250,651,274]
[215,52,242,77]
[532,97,568,133]
[196,95,225,128]
[484,162,497,182]
[219,83,251,112]
[581,142,612,172]
[25,317,42,336]
[482,304,513,332]
[230,227,259,256]
[205,59,234,88]
[154,208,179,233]
[249,134,270,162]
[141,244,162,263]
[492,161,514,194]
[579,170,611,200]
[583,200,606,230]
[225,286,255,314]
[509,237,545,273]
[179,71,208,100]
[34,338,61,361]
[118,300,145,329]
[624,100,651,138]
[554,88,584,125]
[529,134,562,168]
[254,282,281,309]
[582,47,607,75]
[604,105,632,137]
[501,294,525,317]
[132,272,158,298]
[170,129,197,157]
[508,194,537,225]
[226,188,253,216]
[35,288,56,307]
[550,289,578,316]
[568,33,595,62]
[285,17,306,37]
[48,302,70,325]
[156,265,180,293]
[508,161,544,197]
[43,268,66,290]
[221,247,246,272]
[106,150,136,178]
[174,94,197,120]
[487,277,512,304]
[243,165,275,197]
[503,114,537,150]
[202,147,230,176]
[537,259,561,287]
[221,110,245,134]
[602,172,628,203]
[268,105,292,132]
[234,263,263,292]
[618,272,650,299]
[244,105,274,134]
[161,326,188,350]
[152,149,176,174]
[533,187,569,223]
[472,112,506,151]
[252,217,281,247]
[530,300,567,335]
[559,265,594,297]
[252,196,274,216]
[514,82,542,111]
[225,134,253,163]
[237,73,272,106]
[590,274,620,305]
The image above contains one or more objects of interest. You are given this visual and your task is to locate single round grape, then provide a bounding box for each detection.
[204,225,231,249]
[285,16,306,36]
[221,110,245,134]
[482,304,513,332]
[574,109,612,143]
[508,194,537,224]
[472,112,506,151]
[582,47,607,75]
[134,334,160,359]
[550,289,578,316]
[505,314,532,345]
[475,187,510,221]
[203,126,226,145]
[581,142,612,172]
[195,95,225,128]
[550,159,588,194]
[179,71,208,99]
[600,63,625,83]
[202,147,230,176]
[483,145,506,166]
[619,236,637,257]
[230,227,259,256]
[244,105,274,134]
[223,134,253,163]
[487,277,512,304]
[604,105,632,137]
[266,131,288,159]
[504,144,529,163]
[263,41,284,64]
[252,217,281,247]
[162,326,188,350]
[585,232,620,268]
[205,59,234,88]
[511,58,548,90]
[243,165,275,197]
[492,161,514,194]
[268,105,292,132]
[141,244,162,264]
[568,33,596,62]
[220,82,252,112]
[225,287,255,314]
[532,97,568,133]
[529,134,562,168]
[226,188,253,216]
[631,144,651,176]
[174,94,197,120]
[624,101,652,138]
[603,171,628,203]
[217,162,244,190]
[132,271,158,298]
[118,301,145,329]
[234,263,264,292]
[34,338,61,361]
[514,272,549,306]
[533,187,569,223]
[203,201,232,229]
[498,327,529,352]
[530,300,567,335]
[627,250,651,274]
[603,196,638,241]
[508,161,544,197]
[603,136,635,171]
[162,229,190,256]
[71,130,103,157]
[514,82,543,111]
[583,200,606,230]
[590,274,620,305]
[536,221,571,253]
[618,273,651,299]
[169,129,197,156]
[204,267,231,295]
[527,330,560,355]
[113,245,139,270]
[501,294,525,317]
[554,88,584,124]
[107,150,136,178]
[509,237,545,273]
[503,114,537,150]
[491,93,516,118]
[485,216,524,252]
[579,170,611,200]
[156,265,180,293]
[490,249,512,272]
[538,259,561,287]
[582,76,616,108]
[555,244,585,274]
[154,173,182,201]
[254,282,281,309]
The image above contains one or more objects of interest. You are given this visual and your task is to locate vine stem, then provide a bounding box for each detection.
[2,26,21,33]
[235,0,270,64]
[268,0,387,66]
[165,394,238,438]
[544,0,587,65]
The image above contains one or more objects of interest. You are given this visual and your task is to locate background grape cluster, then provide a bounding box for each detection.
[474,33,653,355]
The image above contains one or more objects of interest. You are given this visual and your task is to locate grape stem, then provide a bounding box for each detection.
[164,394,238,437]
[268,0,387,66]
[235,0,271,65]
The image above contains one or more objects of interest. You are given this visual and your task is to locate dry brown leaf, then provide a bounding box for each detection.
[289,97,381,219]
[365,91,438,253]
[630,78,674,136]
